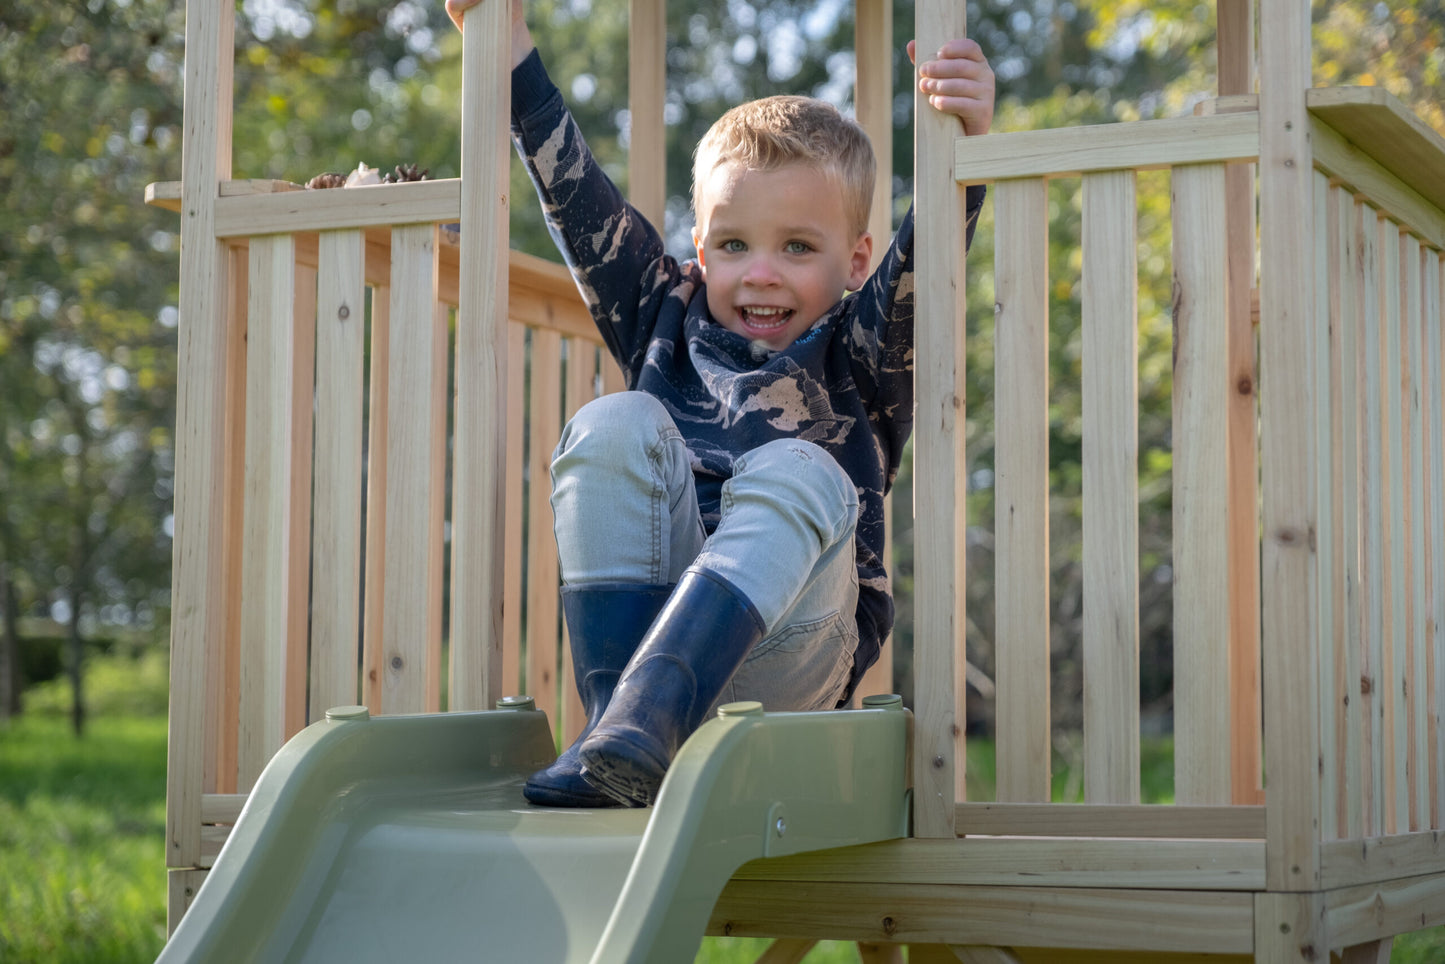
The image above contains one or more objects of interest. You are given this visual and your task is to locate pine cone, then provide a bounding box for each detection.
[383,163,429,183]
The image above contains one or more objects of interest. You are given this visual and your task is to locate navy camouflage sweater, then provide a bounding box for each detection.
[510,50,985,700]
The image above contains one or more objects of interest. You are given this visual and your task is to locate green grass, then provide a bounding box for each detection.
[3,658,1444,963]
[0,713,169,964]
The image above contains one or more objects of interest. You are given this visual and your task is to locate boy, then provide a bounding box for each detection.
[446,0,994,808]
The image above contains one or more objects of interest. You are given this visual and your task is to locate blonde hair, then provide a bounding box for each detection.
[692,95,876,239]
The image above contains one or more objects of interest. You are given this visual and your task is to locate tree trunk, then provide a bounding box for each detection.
[68,585,85,737]
[0,561,21,723]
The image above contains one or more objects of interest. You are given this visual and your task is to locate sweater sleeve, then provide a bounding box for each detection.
[509,50,672,379]
[848,183,987,491]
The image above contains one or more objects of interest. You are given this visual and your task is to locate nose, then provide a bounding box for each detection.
[741,253,781,287]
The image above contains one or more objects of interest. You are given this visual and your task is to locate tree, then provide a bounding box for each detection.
[1,0,182,732]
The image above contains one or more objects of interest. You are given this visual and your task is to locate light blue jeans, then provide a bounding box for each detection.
[550,392,859,711]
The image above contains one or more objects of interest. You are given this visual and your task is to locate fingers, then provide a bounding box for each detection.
[915,37,995,136]
[446,0,523,33]
[445,0,478,32]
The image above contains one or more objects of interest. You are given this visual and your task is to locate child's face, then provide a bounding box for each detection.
[691,160,872,352]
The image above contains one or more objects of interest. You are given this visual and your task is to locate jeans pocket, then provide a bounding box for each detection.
[726,610,857,711]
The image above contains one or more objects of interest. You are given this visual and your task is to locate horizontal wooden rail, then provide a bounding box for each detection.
[955,803,1265,840]
[710,880,1257,953]
[953,111,1260,184]
[214,180,462,236]
[729,837,1264,891]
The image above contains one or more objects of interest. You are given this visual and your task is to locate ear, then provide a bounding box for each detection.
[845,232,874,291]
[692,225,707,278]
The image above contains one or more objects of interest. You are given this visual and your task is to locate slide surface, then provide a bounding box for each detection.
[158,696,909,963]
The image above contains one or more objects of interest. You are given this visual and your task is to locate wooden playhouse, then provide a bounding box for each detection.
[152,0,1445,959]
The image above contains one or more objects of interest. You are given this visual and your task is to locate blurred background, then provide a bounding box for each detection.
[2,0,1442,960]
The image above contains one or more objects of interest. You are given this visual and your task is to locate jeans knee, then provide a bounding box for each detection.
[555,391,676,461]
[733,440,858,543]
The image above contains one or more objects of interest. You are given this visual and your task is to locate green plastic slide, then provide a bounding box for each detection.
[157,695,909,963]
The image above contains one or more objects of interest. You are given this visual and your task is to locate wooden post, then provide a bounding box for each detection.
[1257,0,1322,891]
[1254,892,1328,964]
[911,0,969,837]
[450,0,511,711]
[628,0,667,228]
[166,0,236,883]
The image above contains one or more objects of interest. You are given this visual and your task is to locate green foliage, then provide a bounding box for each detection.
[23,646,169,719]
[0,715,169,964]
[1,0,181,727]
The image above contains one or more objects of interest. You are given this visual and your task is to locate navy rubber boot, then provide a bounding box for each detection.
[577,568,766,807]
[522,583,671,807]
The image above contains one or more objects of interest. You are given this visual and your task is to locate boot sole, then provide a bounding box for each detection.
[578,738,668,808]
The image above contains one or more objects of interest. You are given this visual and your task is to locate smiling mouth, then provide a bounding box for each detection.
[738,306,793,331]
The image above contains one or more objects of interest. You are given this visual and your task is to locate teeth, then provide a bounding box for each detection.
[741,306,789,328]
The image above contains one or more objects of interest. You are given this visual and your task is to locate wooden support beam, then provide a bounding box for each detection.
[628,0,666,227]
[911,0,969,836]
[450,0,511,711]
[1257,0,1323,891]
[167,0,237,880]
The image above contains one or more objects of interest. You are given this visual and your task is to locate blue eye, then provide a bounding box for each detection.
[785,241,812,254]
[721,239,746,253]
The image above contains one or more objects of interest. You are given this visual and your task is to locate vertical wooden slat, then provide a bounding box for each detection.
[855,0,894,268]
[213,244,248,799]
[601,357,626,395]
[845,0,896,703]
[426,300,449,710]
[1080,170,1140,805]
[1219,0,1263,810]
[362,285,391,714]
[527,328,564,720]
[627,0,666,227]
[286,262,317,736]
[912,0,969,835]
[451,0,511,711]
[1358,203,1385,837]
[1428,250,1445,828]
[1311,172,1338,840]
[1258,0,1322,890]
[310,231,366,716]
[238,234,296,790]
[1171,163,1232,805]
[502,322,527,697]
[992,177,1051,803]
[380,225,442,714]
[1379,216,1406,834]
[1331,184,1364,841]
[560,339,599,742]
[1403,232,1429,831]
[167,0,235,876]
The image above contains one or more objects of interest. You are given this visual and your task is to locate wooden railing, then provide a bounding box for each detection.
[149,179,624,867]
[924,89,1445,859]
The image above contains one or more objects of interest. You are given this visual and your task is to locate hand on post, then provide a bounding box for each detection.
[445,0,533,69]
[908,38,996,137]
